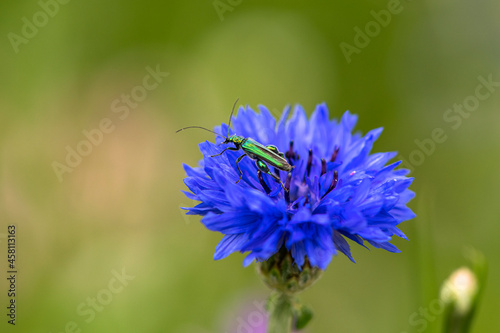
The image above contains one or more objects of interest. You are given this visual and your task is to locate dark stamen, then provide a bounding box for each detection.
[257,170,271,194]
[320,158,326,176]
[330,146,340,162]
[285,140,295,162]
[306,149,313,177]
[322,170,338,198]
[284,172,292,204]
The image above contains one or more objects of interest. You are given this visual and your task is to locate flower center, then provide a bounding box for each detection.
[256,140,339,206]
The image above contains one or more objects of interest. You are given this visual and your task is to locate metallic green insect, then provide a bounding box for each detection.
[177,99,293,190]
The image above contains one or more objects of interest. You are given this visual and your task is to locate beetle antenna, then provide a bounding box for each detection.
[176,126,225,138]
[227,98,239,138]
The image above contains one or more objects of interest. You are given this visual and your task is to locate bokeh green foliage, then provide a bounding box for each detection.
[1,0,499,332]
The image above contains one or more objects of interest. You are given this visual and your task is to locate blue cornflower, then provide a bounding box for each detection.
[182,103,415,270]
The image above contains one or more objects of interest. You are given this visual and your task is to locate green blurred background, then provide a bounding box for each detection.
[1,0,499,332]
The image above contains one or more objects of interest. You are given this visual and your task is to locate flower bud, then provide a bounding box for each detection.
[440,267,478,315]
[257,247,323,295]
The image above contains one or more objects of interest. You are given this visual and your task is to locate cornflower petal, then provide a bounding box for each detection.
[181,103,415,269]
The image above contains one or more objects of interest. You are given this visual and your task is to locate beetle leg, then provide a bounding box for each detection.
[256,160,285,190]
[235,154,247,183]
[255,160,270,173]
[274,167,280,178]
[210,146,239,158]
[265,145,286,159]
[265,145,279,153]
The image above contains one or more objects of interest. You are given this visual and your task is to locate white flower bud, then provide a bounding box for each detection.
[440,267,478,315]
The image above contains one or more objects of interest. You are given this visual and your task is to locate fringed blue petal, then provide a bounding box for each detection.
[180,103,415,269]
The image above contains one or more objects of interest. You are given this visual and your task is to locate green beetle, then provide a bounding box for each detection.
[177,99,293,190]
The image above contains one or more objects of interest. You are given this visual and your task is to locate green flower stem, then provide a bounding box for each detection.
[259,248,318,332]
[267,291,294,333]
[442,307,474,333]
